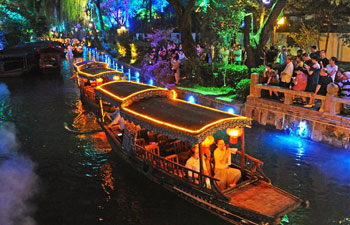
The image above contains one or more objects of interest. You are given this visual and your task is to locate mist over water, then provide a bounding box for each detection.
[0,83,38,225]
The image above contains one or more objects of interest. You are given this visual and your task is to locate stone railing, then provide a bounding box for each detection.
[249,73,349,116]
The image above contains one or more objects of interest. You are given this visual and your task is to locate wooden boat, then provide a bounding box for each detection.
[94,81,309,225]
[37,46,63,73]
[0,52,29,77]
[73,60,108,73]
[77,67,127,112]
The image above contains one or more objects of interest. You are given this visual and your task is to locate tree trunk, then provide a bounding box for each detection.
[325,17,331,53]
[243,0,287,70]
[167,0,198,59]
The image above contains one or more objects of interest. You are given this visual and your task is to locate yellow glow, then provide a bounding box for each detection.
[117,42,126,57]
[74,61,109,72]
[96,80,163,102]
[202,136,214,147]
[123,107,245,134]
[117,26,127,35]
[130,43,138,64]
[171,90,177,100]
[113,75,121,81]
[277,17,285,25]
[226,127,242,138]
[96,78,103,85]
[78,69,121,79]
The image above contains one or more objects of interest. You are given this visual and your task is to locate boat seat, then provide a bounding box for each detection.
[145,144,160,156]
[135,138,146,147]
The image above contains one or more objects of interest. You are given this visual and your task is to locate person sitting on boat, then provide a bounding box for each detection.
[214,139,241,190]
[109,108,125,130]
[185,144,210,187]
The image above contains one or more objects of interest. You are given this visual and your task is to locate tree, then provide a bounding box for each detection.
[166,0,197,59]
[289,22,319,51]
[243,0,287,69]
[203,0,245,48]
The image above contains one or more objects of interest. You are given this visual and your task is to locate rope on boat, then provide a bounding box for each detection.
[63,122,103,134]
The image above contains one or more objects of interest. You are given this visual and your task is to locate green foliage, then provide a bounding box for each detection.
[177,85,234,96]
[251,65,266,75]
[236,79,251,100]
[202,0,245,47]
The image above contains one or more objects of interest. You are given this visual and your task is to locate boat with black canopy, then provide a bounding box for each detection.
[77,67,126,111]
[73,60,109,73]
[94,81,309,225]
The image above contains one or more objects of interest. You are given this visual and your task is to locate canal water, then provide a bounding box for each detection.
[0,59,349,225]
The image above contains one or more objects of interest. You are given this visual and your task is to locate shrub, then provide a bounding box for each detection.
[236,79,251,100]
[141,55,173,86]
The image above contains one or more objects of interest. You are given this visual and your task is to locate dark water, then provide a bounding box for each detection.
[0,59,349,225]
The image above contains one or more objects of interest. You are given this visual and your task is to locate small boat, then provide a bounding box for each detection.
[37,45,63,73]
[94,81,308,225]
[77,67,127,111]
[73,60,108,73]
[0,52,29,77]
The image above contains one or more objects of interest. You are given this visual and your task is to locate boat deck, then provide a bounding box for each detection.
[226,180,303,218]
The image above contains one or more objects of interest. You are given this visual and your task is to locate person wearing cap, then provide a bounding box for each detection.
[335,68,348,83]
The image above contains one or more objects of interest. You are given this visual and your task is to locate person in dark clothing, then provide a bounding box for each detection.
[266,46,277,64]
[304,56,321,108]
[318,50,329,69]
[308,68,333,112]
[309,46,320,61]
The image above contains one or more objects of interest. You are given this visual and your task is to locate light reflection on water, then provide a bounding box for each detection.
[0,57,349,225]
[246,127,350,225]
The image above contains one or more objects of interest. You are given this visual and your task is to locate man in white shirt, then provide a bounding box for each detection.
[280,55,294,88]
[326,57,338,82]
[214,139,241,190]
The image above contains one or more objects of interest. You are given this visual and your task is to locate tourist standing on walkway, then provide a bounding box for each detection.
[304,56,321,108]
[171,54,180,85]
[318,50,329,68]
[279,55,294,89]
[326,57,338,82]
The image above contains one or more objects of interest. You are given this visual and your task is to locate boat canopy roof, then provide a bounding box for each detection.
[74,60,94,67]
[96,81,251,144]
[74,61,108,70]
[78,67,123,80]
[95,81,163,106]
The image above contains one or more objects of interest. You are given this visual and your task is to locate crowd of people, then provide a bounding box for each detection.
[147,42,246,85]
[262,45,350,113]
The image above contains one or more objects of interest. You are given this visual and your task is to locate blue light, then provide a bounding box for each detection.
[188,95,196,104]
[135,71,140,77]
[297,121,308,138]
[121,65,124,72]
[136,78,140,83]
[126,19,130,28]
[241,21,245,28]
[148,79,154,86]
[227,108,235,114]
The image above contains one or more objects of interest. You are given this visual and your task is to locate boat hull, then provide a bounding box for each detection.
[101,124,297,225]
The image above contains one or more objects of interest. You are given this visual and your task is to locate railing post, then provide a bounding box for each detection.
[249,73,261,98]
[324,83,340,115]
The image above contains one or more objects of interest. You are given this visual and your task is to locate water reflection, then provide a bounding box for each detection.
[246,127,350,225]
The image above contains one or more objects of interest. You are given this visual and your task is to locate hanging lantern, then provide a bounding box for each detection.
[96,78,103,85]
[226,127,242,144]
[201,136,214,155]
[113,75,120,81]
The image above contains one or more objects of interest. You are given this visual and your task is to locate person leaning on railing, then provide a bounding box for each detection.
[279,55,294,101]
[336,73,350,114]
[304,56,320,108]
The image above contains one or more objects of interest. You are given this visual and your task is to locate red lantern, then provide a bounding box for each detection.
[201,136,214,155]
[226,128,242,144]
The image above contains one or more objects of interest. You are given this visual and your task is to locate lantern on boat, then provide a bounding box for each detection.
[201,135,214,155]
[96,78,103,85]
[113,75,120,81]
[226,127,242,144]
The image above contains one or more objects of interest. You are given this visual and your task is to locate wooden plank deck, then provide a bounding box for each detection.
[227,180,302,218]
